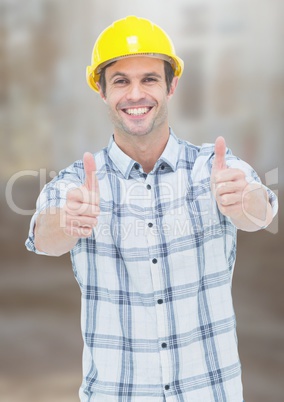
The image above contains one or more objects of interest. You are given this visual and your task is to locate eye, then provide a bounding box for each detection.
[143,77,158,83]
[113,78,128,85]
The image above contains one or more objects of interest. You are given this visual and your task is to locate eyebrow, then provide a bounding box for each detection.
[109,72,163,80]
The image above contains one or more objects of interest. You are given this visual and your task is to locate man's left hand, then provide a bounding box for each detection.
[210,136,272,231]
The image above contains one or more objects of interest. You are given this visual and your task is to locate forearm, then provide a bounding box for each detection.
[231,184,273,232]
[34,207,78,256]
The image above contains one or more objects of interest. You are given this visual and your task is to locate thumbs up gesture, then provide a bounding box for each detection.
[210,136,248,222]
[210,136,274,231]
[63,152,100,238]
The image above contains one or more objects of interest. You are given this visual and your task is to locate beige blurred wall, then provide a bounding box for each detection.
[1,0,283,183]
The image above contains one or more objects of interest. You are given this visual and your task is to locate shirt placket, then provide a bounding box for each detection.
[144,173,172,396]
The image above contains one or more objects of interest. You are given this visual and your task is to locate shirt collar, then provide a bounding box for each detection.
[107,136,135,179]
[158,128,180,172]
[107,128,180,179]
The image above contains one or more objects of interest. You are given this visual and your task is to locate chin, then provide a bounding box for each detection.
[121,124,154,137]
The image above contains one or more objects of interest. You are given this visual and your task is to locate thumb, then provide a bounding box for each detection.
[213,136,227,171]
[83,152,99,193]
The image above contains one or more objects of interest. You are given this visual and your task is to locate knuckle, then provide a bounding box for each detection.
[92,206,100,216]
[80,227,93,238]
[236,170,246,180]
[215,173,222,182]
[221,196,227,205]
[67,188,79,200]
[66,190,73,201]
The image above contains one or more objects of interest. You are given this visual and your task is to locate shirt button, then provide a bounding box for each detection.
[134,163,139,170]
[165,385,170,391]
[160,165,165,170]
[152,258,158,264]
[157,299,163,304]
[161,342,167,348]
[148,222,153,228]
[146,184,151,190]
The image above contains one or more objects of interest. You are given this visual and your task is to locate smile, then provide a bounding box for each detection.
[123,107,152,116]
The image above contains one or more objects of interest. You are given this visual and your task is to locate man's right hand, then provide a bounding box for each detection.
[34,152,100,256]
[62,152,100,238]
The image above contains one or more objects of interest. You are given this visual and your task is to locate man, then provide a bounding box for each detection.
[26,16,278,402]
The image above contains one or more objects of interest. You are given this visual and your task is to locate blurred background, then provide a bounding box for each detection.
[1,0,283,401]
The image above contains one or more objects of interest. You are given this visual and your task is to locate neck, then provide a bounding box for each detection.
[114,127,170,174]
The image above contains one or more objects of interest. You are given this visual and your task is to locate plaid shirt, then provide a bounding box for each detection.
[26,130,277,402]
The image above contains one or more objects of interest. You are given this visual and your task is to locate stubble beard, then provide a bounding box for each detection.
[108,102,169,138]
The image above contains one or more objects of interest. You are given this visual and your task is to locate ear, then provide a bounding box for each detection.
[167,76,179,100]
[96,82,107,103]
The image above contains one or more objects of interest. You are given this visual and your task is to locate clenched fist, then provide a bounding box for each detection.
[62,152,100,238]
[210,136,272,231]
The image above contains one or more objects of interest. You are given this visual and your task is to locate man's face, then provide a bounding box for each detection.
[98,56,177,138]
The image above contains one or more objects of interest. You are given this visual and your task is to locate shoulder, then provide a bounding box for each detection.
[177,138,215,179]
[177,137,216,161]
[176,137,239,181]
[57,147,108,182]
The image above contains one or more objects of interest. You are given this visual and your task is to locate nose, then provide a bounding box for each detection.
[125,82,146,101]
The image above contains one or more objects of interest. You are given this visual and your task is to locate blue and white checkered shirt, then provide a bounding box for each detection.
[26,130,278,402]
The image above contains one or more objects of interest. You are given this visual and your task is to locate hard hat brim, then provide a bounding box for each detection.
[86,53,184,93]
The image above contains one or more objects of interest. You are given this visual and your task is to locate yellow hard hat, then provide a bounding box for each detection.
[86,15,184,92]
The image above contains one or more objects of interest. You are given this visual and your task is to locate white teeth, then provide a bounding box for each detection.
[125,107,150,116]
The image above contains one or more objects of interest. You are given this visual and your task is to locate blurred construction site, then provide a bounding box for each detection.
[1,1,283,401]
